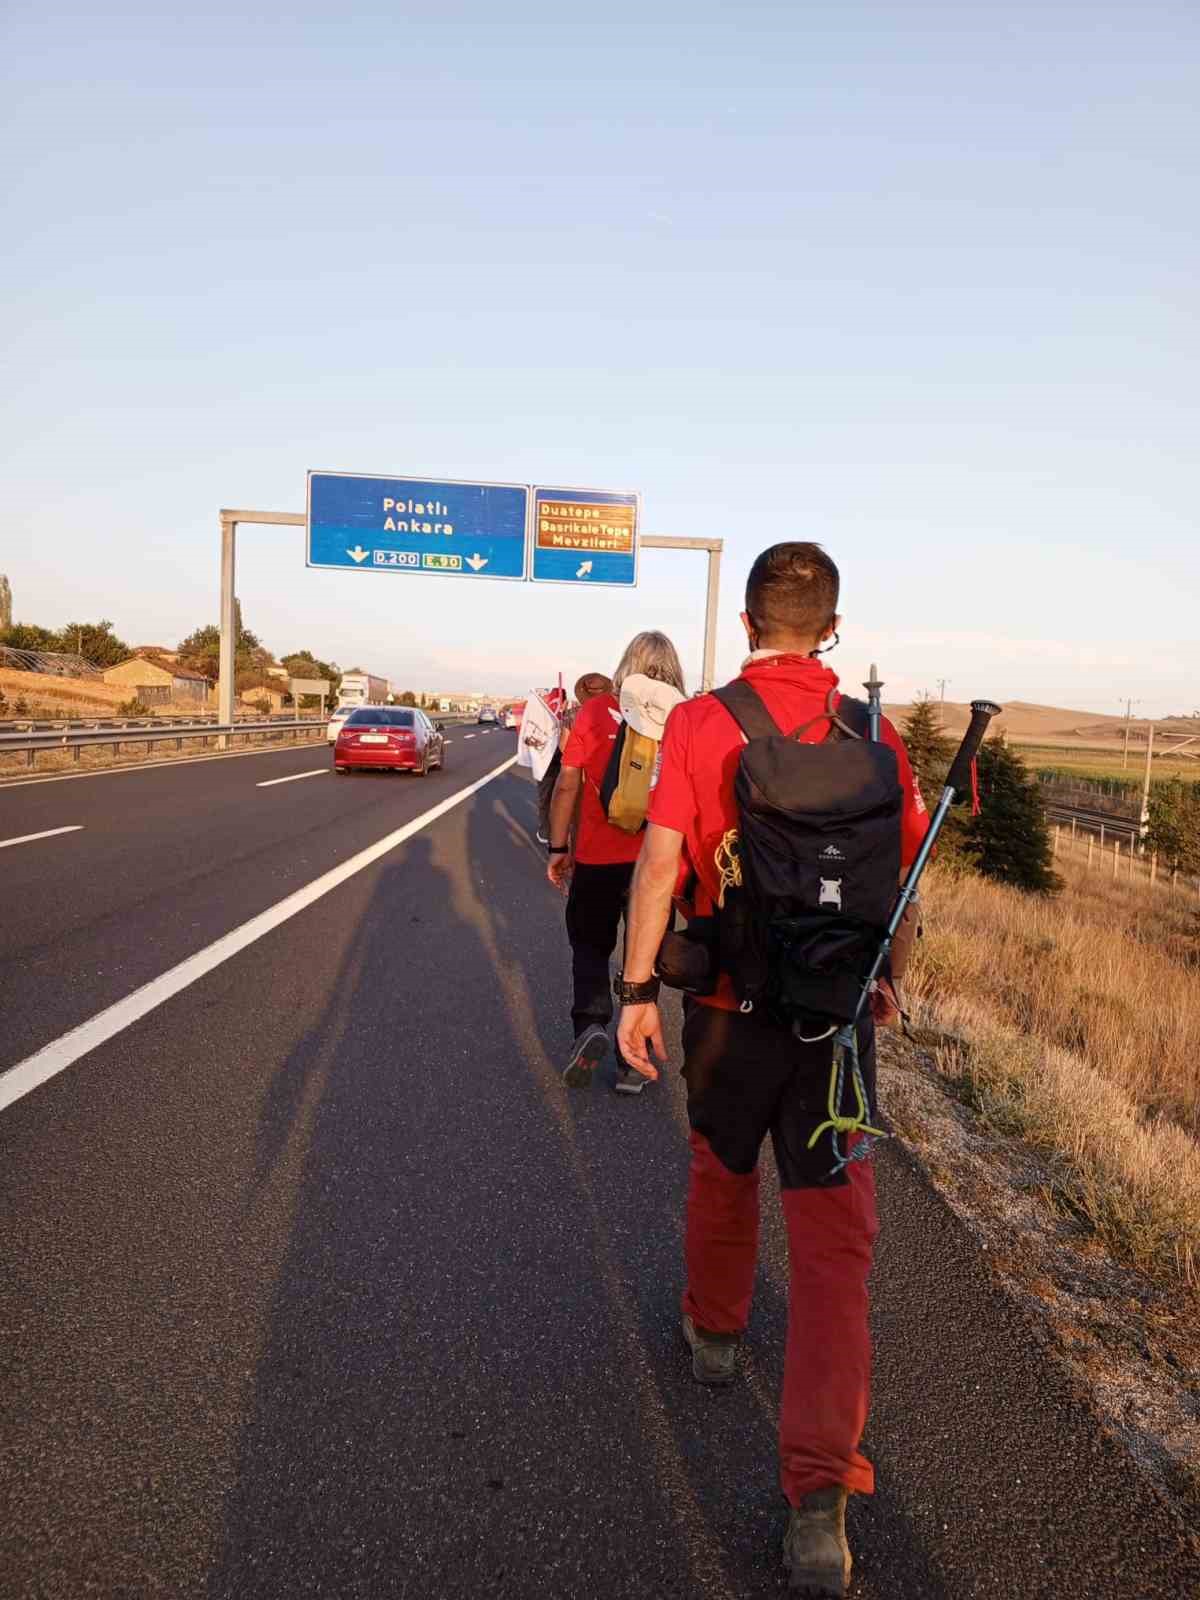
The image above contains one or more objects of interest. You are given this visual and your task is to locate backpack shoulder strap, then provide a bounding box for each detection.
[790,687,869,742]
[830,694,870,740]
[712,680,782,742]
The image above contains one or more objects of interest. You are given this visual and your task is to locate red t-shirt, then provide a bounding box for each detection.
[561,693,645,866]
[647,654,930,1010]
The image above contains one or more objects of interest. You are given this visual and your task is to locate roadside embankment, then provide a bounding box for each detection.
[883,853,1200,1514]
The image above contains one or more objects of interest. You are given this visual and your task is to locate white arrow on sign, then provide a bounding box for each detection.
[346,546,370,564]
[576,560,593,578]
[466,553,489,572]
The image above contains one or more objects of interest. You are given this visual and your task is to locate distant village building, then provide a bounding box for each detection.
[102,651,210,705]
[429,689,487,713]
[236,676,288,712]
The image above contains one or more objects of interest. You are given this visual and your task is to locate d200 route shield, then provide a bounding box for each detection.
[529,486,639,587]
[307,471,529,581]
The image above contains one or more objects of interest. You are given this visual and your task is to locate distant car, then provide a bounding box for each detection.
[503,705,522,730]
[333,707,446,776]
[326,706,354,744]
[477,707,498,725]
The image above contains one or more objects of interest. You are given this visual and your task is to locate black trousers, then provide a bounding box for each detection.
[565,861,636,1057]
[537,750,562,838]
[682,1001,877,1189]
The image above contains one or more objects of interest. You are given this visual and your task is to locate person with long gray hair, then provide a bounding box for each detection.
[546,631,686,1094]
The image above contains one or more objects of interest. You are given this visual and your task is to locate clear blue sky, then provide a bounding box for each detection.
[3,1,1197,715]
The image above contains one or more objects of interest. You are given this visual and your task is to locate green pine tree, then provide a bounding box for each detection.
[964,736,1061,894]
[900,696,977,872]
[901,697,953,793]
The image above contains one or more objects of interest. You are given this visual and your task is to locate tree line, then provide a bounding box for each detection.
[1,606,341,709]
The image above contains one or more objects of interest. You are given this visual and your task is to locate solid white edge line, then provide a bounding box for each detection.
[0,825,85,850]
[0,756,517,1114]
[256,769,328,788]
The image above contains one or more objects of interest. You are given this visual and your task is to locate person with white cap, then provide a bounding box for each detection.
[546,632,686,1094]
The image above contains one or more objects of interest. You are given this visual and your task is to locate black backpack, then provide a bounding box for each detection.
[711,681,902,1030]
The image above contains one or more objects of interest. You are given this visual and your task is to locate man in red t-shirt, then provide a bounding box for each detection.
[546,633,686,1095]
[615,544,928,1596]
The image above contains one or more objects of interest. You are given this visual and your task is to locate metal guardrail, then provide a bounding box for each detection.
[0,712,307,733]
[0,718,326,771]
[0,711,484,770]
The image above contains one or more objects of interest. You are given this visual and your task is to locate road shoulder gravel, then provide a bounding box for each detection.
[878,1029,1200,1538]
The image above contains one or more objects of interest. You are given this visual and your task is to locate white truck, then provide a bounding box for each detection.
[338,672,390,709]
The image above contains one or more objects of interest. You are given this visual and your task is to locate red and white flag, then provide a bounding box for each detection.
[517,687,562,782]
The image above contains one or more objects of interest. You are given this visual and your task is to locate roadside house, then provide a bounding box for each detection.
[102,652,211,706]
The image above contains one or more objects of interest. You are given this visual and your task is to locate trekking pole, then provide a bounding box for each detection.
[810,698,1003,1173]
[852,699,1003,1021]
[851,700,1011,1024]
[863,663,884,743]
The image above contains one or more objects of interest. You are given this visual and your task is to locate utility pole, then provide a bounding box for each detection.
[1138,722,1155,847]
[1121,697,1139,770]
[936,677,950,704]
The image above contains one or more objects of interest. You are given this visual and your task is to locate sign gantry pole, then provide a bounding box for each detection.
[639,534,723,694]
[218,514,237,742]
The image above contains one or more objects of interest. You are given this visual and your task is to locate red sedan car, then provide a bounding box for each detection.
[333,707,446,776]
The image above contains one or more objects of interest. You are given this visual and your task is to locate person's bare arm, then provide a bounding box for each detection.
[615,822,685,1078]
[546,764,583,891]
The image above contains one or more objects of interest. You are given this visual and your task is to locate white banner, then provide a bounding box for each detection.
[517,691,561,782]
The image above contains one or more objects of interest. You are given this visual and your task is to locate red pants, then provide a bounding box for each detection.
[680,1004,880,1505]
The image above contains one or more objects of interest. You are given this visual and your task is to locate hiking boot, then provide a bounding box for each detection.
[562,1025,608,1087]
[681,1314,738,1386]
[782,1487,851,1597]
[613,1063,649,1095]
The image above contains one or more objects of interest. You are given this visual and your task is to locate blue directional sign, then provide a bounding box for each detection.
[529,486,640,587]
[307,471,529,581]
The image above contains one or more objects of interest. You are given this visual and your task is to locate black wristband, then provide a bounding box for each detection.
[613,974,661,1005]
[547,843,570,855]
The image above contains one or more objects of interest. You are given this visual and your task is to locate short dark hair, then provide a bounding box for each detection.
[744,542,840,644]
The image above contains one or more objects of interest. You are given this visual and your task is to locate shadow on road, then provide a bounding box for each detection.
[207,780,952,1599]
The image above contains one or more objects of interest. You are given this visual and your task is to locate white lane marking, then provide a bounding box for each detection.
[0,756,517,1114]
[256,769,328,788]
[0,825,84,851]
[464,733,476,739]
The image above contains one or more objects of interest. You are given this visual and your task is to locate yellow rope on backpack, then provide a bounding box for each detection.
[714,829,742,909]
[808,1037,887,1154]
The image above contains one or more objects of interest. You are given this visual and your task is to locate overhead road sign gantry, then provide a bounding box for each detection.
[216,504,722,734]
[529,486,639,587]
[307,471,529,581]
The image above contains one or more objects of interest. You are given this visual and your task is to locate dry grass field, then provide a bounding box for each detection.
[907,850,1200,1289]
[0,666,135,715]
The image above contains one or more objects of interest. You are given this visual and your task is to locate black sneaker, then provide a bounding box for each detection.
[613,1064,649,1095]
[562,1025,608,1087]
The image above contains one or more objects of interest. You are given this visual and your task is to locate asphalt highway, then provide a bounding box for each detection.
[2,733,1197,1598]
